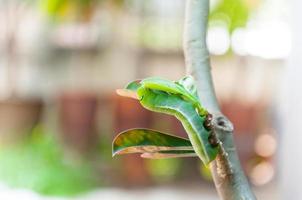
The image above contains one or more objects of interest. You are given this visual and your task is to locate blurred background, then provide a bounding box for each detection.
[0,0,294,199]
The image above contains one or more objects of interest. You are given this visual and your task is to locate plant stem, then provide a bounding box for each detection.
[183,0,256,199]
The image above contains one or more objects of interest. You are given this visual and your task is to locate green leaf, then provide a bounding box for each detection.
[112,129,196,159]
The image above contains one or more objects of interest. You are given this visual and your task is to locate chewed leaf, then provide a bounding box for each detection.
[116,89,138,99]
[112,129,195,158]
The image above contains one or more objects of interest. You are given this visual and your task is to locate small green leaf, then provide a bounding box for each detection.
[112,129,196,158]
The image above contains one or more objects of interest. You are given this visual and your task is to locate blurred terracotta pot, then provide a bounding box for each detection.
[0,98,42,144]
[58,92,98,153]
[221,100,266,170]
[114,95,152,186]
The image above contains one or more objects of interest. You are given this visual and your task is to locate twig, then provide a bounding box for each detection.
[183,0,256,199]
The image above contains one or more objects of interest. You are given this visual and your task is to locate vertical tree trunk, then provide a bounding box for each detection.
[183,0,256,199]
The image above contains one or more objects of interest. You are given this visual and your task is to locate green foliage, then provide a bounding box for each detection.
[146,158,182,182]
[113,76,218,165]
[200,163,213,181]
[39,0,126,21]
[0,126,98,196]
[136,22,183,51]
[39,0,101,21]
[210,0,250,33]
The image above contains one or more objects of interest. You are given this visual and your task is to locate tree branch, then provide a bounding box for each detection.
[183,0,256,199]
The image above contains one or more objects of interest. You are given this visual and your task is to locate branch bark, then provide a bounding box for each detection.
[183,0,256,199]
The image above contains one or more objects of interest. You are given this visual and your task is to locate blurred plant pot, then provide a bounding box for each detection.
[221,100,264,171]
[58,92,98,154]
[0,98,43,144]
[114,95,152,186]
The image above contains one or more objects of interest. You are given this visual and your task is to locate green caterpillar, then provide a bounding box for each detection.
[116,76,218,165]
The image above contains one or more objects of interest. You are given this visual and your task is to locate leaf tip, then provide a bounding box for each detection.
[116,89,138,99]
